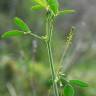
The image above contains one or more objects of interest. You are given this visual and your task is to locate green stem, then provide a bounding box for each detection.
[27,32,43,40]
[46,13,59,96]
[47,42,59,96]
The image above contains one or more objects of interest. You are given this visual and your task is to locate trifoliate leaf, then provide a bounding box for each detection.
[33,0,48,9]
[31,5,44,10]
[69,80,88,87]
[2,30,24,38]
[64,84,74,96]
[47,0,59,14]
[14,17,31,32]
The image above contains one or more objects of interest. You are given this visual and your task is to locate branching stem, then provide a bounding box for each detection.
[46,13,59,96]
[28,32,42,40]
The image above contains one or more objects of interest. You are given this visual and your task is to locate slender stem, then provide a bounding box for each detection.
[57,27,74,73]
[47,42,59,96]
[26,32,43,40]
[59,27,74,66]
[46,13,59,96]
[6,82,17,96]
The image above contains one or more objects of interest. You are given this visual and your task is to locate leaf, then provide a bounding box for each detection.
[14,17,31,32]
[31,5,44,10]
[2,30,24,38]
[69,80,88,87]
[64,84,74,96]
[33,0,48,9]
[47,0,59,14]
[60,78,67,86]
[58,9,76,15]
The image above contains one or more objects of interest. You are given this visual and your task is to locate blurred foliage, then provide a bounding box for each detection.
[0,55,96,96]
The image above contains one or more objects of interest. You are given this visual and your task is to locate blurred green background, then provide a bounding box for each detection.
[0,0,96,96]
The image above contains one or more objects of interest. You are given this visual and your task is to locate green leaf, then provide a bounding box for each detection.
[64,84,74,96]
[31,5,44,10]
[2,30,24,38]
[47,0,59,14]
[60,78,67,87]
[69,80,88,87]
[33,0,48,9]
[14,17,31,32]
[58,9,76,15]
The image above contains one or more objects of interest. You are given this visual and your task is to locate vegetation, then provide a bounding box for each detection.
[1,0,89,96]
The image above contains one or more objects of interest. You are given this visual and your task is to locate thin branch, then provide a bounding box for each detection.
[6,82,17,96]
